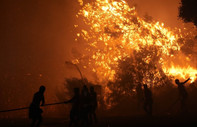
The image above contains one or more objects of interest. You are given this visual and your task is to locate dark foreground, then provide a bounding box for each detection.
[1,115,197,127]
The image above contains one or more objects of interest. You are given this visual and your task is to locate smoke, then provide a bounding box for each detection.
[1,0,197,119]
[129,0,183,28]
[0,0,82,118]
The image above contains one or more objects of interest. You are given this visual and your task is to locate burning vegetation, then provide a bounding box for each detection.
[67,0,197,107]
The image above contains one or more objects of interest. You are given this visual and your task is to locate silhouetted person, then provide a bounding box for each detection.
[89,86,98,124]
[136,83,143,111]
[65,88,80,127]
[143,84,153,116]
[80,85,90,127]
[175,78,190,114]
[29,86,45,127]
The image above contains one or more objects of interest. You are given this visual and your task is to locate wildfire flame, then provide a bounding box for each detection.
[74,0,197,86]
[163,66,197,83]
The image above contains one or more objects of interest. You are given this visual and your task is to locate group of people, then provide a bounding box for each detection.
[29,85,97,127]
[64,85,98,127]
[136,77,191,116]
[29,77,191,127]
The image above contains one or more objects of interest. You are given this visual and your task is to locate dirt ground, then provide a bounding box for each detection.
[1,114,197,127]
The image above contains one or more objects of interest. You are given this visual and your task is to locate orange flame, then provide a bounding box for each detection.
[73,0,197,107]
[74,0,197,95]
[163,66,197,83]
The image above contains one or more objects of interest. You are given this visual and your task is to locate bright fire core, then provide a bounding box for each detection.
[74,0,197,85]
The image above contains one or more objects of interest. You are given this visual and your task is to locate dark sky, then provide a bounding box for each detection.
[0,0,78,77]
[0,0,184,117]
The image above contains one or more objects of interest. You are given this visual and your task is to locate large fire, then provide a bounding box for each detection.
[72,0,197,106]
[74,0,197,82]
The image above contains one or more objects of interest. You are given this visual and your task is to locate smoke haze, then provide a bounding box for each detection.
[1,0,196,118]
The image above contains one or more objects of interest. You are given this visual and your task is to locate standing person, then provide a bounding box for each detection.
[29,86,45,127]
[65,88,80,127]
[136,83,143,111]
[89,86,98,124]
[143,84,153,116]
[175,78,190,114]
[80,85,90,127]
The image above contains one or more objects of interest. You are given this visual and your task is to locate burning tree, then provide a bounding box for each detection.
[69,0,197,107]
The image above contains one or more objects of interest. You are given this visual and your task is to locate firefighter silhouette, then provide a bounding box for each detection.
[29,86,45,127]
[175,78,190,114]
[65,88,80,127]
[89,86,98,124]
[80,85,90,127]
[143,84,153,116]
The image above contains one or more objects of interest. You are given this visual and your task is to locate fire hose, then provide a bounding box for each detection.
[0,62,83,113]
[0,102,66,113]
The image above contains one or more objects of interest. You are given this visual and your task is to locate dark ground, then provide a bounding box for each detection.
[1,115,197,127]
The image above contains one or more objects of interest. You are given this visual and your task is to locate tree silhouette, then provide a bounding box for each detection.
[179,0,197,26]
